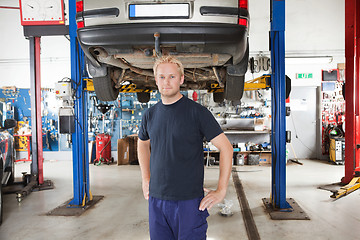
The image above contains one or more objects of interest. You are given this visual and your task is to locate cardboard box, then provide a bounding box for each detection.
[117,135,138,165]
[259,152,272,165]
[128,135,138,165]
[117,138,129,165]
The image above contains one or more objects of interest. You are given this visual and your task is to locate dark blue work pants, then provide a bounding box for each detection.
[149,196,209,240]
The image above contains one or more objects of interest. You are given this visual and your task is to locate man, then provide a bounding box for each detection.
[138,55,233,240]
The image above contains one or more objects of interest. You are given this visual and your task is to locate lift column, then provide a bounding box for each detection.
[269,0,290,209]
[262,1,309,220]
[68,0,91,206]
[343,0,360,184]
[29,36,43,184]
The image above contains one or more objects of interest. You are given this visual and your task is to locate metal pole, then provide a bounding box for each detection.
[270,0,290,209]
[355,0,360,176]
[343,0,360,184]
[84,89,90,200]
[29,37,38,177]
[35,37,44,185]
[29,36,44,184]
[68,0,90,206]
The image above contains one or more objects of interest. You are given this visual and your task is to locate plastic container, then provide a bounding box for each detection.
[236,153,245,166]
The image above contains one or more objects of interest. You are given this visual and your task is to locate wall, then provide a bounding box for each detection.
[0,0,345,88]
[0,1,346,161]
[0,0,70,88]
[247,0,345,87]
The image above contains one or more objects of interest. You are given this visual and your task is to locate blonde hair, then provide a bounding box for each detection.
[153,55,184,76]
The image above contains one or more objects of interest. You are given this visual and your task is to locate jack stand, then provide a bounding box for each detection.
[330,177,360,199]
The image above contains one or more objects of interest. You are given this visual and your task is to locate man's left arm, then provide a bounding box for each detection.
[199,133,233,211]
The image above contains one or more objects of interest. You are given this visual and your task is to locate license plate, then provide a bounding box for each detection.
[129,3,190,19]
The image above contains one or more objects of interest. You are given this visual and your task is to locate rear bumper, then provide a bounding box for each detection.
[77,22,248,67]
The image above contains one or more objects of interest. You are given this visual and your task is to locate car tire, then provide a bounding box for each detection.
[93,69,119,101]
[225,75,245,101]
[224,40,248,101]
[213,92,225,103]
[137,92,150,103]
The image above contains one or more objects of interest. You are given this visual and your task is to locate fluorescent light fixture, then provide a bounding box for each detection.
[285,56,333,65]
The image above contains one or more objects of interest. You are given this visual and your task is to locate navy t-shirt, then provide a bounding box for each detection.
[138,96,223,200]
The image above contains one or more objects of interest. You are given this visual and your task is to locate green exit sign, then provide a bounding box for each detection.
[296,73,313,79]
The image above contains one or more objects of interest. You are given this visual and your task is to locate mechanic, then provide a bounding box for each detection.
[138,55,233,240]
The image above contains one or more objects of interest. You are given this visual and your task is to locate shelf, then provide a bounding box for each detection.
[204,150,271,154]
[224,130,270,134]
[238,151,271,153]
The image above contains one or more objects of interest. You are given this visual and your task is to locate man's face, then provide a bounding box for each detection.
[155,63,184,98]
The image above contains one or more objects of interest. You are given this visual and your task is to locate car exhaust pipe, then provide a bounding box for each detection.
[212,67,224,88]
[154,32,161,57]
[114,69,126,88]
[94,48,130,70]
[94,48,154,77]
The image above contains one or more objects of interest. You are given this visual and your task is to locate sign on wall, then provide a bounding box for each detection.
[296,73,313,79]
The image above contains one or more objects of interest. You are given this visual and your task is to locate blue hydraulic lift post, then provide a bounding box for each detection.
[68,0,90,206]
[270,0,291,209]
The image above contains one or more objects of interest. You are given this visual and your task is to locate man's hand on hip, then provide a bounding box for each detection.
[199,188,226,211]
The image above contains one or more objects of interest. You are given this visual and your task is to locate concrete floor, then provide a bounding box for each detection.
[0,159,359,240]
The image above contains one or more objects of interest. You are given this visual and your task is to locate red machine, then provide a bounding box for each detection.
[94,133,113,165]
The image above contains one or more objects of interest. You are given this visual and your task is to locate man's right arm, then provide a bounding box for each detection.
[137,138,151,200]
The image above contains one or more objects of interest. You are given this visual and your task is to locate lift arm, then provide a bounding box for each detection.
[244,74,271,91]
[331,177,360,199]
[208,74,271,93]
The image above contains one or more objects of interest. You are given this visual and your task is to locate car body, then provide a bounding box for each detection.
[76,0,249,102]
[0,119,16,225]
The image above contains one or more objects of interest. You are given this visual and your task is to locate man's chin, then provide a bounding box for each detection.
[160,91,178,98]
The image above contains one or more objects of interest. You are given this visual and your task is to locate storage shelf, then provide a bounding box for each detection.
[204,150,271,153]
[224,130,270,134]
[237,151,271,153]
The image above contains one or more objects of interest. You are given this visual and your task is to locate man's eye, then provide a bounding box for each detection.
[170,76,175,79]
[160,76,165,79]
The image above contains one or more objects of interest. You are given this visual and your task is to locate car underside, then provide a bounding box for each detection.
[76,1,250,102]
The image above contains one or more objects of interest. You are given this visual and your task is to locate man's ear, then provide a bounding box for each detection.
[180,75,184,85]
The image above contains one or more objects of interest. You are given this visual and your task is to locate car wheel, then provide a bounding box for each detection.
[224,39,248,101]
[137,92,150,103]
[213,92,225,103]
[93,69,119,101]
[225,75,245,101]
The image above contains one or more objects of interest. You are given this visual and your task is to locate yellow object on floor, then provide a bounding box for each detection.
[331,177,360,199]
